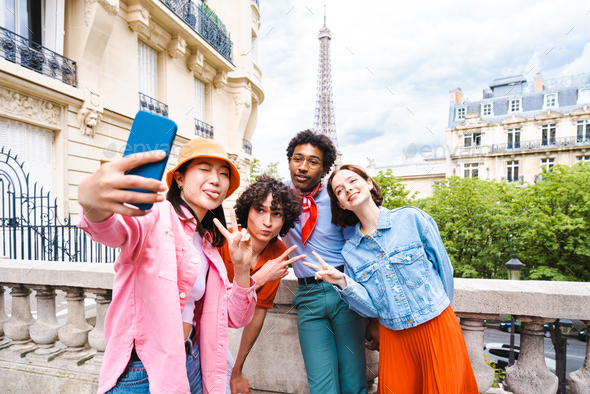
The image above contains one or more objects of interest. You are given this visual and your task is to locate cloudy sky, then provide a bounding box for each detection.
[250,0,590,178]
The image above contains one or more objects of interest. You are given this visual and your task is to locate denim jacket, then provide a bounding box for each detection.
[335,206,454,330]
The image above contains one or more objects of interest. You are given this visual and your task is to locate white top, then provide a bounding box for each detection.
[181,232,210,324]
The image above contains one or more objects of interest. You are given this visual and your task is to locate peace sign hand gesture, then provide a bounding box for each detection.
[214,209,253,289]
[303,251,348,289]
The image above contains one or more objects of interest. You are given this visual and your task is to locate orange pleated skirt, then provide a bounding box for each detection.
[378,306,479,394]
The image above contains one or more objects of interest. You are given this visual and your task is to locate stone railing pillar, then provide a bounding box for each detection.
[57,288,93,362]
[28,286,64,360]
[505,317,557,394]
[570,319,590,393]
[0,285,10,348]
[3,285,36,354]
[457,313,496,393]
[88,290,112,364]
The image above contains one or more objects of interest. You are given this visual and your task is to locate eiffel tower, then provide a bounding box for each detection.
[313,7,342,166]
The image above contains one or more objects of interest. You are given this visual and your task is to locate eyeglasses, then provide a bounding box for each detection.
[289,155,322,169]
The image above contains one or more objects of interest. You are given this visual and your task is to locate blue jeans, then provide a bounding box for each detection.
[106,343,202,394]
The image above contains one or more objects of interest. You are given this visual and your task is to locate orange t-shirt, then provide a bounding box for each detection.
[218,237,287,310]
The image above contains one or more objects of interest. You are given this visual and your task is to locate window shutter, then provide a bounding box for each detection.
[194,78,205,121]
[138,41,158,97]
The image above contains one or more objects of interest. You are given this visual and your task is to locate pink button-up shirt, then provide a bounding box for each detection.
[78,200,256,394]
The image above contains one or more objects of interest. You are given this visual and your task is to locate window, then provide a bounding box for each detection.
[509,99,521,113]
[578,119,590,144]
[507,161,519,183]
[541,123,556,146]
[577,155,590,163]
[194,78,205,121]
[464,132,481,147]
[578,89,590,104]
[464,163,478,178]
[481,103,493,116]
[0,0,64,54]
[0,117,55,195]
[540,158,554,172]
[138,41,158,98]
[507,128,521,150]
[251,34,258,63]
[544,93,557,108]
[456,107,466,120]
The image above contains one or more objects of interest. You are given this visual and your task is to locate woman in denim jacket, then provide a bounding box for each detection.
[304,164,478,394]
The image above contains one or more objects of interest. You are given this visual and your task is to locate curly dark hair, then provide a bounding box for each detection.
[234,175,301,243]
[327,164,384,228]
[286,130,337,174]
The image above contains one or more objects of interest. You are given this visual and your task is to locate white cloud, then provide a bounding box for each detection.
[252,0,589,178]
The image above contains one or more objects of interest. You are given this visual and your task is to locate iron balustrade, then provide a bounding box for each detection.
[195,118,214,139]
[0,26,77,87]
[139,92,169,117]
[0,147,116,262]
[161,0,233,62]
[451,137,590,157]
[243,139,252,155]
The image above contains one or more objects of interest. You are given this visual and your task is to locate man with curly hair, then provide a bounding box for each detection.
[282,130,376,394]
[218,175,304,394]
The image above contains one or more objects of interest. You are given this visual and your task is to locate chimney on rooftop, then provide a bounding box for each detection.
[535,73,543,91]
[449,88,463,104]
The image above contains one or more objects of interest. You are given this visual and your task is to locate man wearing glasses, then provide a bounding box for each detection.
[282,130,375,394]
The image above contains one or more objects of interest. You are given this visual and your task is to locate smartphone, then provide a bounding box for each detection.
[123,110,178,210]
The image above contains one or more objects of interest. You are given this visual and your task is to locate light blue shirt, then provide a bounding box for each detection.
[282,181,355,278]
[335,206,454,330]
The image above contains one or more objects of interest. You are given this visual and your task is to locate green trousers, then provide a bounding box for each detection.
[293,280,368,394]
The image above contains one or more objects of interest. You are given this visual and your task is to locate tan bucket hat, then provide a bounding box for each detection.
[166,138,240,198]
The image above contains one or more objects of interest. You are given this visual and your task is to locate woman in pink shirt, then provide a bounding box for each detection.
[77,138,257,394]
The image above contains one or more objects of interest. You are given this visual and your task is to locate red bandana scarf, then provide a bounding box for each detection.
[292,182,323,246]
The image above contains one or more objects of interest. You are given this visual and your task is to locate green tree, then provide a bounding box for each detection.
[419,176,520,279]
[250,158,261,184]
[513,162,590,281]
[262,162,283,181]
[372,169,416,209]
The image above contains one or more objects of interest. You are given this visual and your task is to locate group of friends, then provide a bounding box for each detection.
[77,130,479,394]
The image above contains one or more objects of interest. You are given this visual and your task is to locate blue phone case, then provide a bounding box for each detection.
[123,111,178,210]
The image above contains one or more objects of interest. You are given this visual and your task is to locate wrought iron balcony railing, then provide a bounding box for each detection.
[139,92,169,117]
[195,118,214,139]
[0,26,77,87]
[451,136,590,157]
[243,139,252,155]
[161,0,233,62]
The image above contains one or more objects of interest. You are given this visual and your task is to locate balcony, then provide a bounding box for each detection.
[243,139,252,155]
[0,26,77,87]
[138,92,169,117]
[451,137,590,157]
[161,0,233,62]
[1,260,590,393]
[195,118,214,139]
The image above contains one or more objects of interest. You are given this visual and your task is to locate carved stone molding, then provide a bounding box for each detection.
[127,3,150,32]
[234,91,251,115]
[0,87,61,128]
[188,48,205,75]
[85,0,120,26]
[535,109,563,121]
[168,32,187,59]
[77,89,103,138]
[213,71,228,89]
[456,112,489,130]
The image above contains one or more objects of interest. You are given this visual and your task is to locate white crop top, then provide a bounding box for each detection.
[181,232,210,324]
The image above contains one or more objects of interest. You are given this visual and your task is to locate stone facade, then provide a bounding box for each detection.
[446,73,590,184]
[0,0,263,219]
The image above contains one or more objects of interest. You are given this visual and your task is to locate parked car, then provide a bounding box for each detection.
[500,321,552,337]
[579,329,587,342]
[484,343,556,373]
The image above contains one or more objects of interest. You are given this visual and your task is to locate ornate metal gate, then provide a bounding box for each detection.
[0,147,116,262]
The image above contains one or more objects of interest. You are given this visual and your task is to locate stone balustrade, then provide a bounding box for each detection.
[1,259,590,394]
